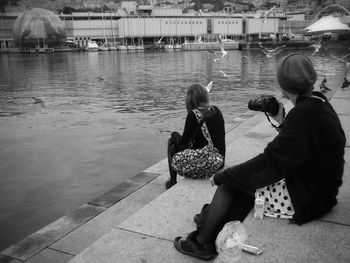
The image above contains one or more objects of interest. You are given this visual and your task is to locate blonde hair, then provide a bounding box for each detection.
[185,84,209,112]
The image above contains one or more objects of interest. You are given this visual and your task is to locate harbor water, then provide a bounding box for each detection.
[0,49,347,250]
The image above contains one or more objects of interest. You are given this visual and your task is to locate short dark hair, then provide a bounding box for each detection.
[185,84,209,112]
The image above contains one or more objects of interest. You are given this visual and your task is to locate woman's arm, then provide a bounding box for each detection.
[179,111,198,148]
[214,105,311,192]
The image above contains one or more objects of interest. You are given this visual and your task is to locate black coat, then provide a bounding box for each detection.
[180,106,226,158]
[215,92,346,224]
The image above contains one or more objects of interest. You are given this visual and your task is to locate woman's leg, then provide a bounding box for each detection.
[166,139,177,189]
[196,185,254,245]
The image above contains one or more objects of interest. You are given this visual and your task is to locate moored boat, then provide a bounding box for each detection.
[117,45,127,51]
[85,41,99,52]
[164,44,174,50]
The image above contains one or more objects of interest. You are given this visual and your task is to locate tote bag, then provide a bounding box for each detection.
[172,109,224,178]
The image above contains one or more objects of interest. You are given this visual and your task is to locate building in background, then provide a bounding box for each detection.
[1,0,349,50]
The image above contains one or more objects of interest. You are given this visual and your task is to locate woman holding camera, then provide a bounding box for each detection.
[165,83,226,189]
[173,54,346,261]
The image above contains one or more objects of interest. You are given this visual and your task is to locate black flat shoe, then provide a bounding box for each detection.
[165,179,176,190]
[173,231,215,261]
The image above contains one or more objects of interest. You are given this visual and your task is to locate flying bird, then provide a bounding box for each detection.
[262,6,277,23]
[308,39,322,56]
[218,70,234,78]
[32,97,46,107]
[32,97,44,104]
[258,42,286,58]
[205,81,213,93]
[205,51,220,62]
[155,36,163,45]
[204,39,228,61]
[331,54,350,68]
[218,38,228,59]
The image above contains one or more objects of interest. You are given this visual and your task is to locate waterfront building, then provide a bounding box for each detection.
[2,1,333,51]
[0,10,290,50]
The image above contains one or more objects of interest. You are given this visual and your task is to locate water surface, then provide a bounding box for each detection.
[0,49,346,250]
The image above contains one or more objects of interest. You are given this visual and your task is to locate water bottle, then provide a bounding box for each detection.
[253,192,265,219]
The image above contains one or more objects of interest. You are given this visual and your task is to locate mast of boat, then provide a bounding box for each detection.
[103,9,107,44]
[110,4,116,46]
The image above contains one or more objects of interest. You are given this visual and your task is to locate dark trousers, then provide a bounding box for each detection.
[167,138,177,183]
[196,185,254,245]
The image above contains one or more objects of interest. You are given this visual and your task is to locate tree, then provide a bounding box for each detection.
[193,0,203,11]
[214,1,223,12]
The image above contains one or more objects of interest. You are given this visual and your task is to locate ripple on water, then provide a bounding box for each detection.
[0,49,347,251]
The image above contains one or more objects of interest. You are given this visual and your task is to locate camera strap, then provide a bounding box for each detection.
[264,107,286,129]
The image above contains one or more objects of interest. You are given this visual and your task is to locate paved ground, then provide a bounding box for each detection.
[1,78,349,263]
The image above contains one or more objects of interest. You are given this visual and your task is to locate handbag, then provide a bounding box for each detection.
[171,109,224,179]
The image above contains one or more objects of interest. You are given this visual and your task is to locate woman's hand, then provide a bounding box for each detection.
[269,100,285,126]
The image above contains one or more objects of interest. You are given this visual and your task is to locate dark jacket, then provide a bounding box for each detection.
[180,106,226,158]
[214,92,345,224]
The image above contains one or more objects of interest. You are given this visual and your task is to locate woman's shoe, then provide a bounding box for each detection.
[173,231,215,261]
[165,179,176,190]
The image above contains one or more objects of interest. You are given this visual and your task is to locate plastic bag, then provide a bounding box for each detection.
[214,221,248,263]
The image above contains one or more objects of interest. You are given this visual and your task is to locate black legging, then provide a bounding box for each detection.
[168,139,177,183]
[196,185,254,245]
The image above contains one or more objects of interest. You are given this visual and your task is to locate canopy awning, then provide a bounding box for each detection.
[302,14,350,34]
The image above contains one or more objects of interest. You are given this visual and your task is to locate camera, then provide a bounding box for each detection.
[248,95,280,116]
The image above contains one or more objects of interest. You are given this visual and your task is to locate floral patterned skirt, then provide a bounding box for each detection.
[171,145,224,179]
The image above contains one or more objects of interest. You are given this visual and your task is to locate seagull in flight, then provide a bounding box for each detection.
[205,81,213,93]
[258,42,286,58]
[32,96,46,107]
[32,97,44,104]
[331,54,350,68]
[205,51,221,62]
[155,36,163,45]
[319,78,331,93]
[262,6,277,23]
[308,39,322,56]
[218,38,228,59]
[218,70,234,78]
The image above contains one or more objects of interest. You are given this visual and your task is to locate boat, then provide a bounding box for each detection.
[29,47,54,53]
[85,41,99,52]
[127,45,136,50]
[135,45,145,50]
[98,44,109,51]
[164,44,174,50]
[117,45,127,51]
[102,42,117,51]
[174,44,182,49]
